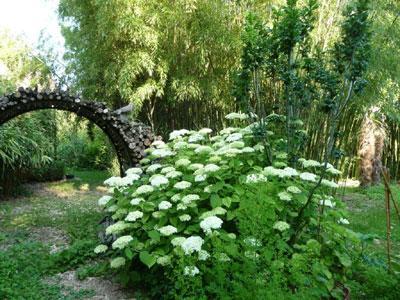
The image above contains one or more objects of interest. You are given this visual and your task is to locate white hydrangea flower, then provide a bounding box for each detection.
[110,257,126,268]
[175,158,191,167]
[94,244,108,254]
[225,112,249,120]
[302,159,321,168]
[152,148,175,158]
[195,174,207,182]
[98,195,112,206]
[157,256,171,266]
[199,128,212,135]
[184,266,200,276]
[188,133,204,143]
[166,171,182,178]
[242,147,255,153]
[209,156,222,162]
[177,203,188,210]
[126,167,143,175]
[187,143,201,149]
[229,141,245,149]
[161,166,176,174]
[200,216,223,234]
[136,185,154,194]
[220,127,238,135]
[204,164,220,173]
[182,194,200,204]
[181,236,204,254]
[171,237,186,246]
[246,173,267,183]
[226,132,243,142]
[169,129,190,140]
[263,166,283,177]
[130,197,144,205]
[194,146,214,154]
[278,191,292,201]
[158,201,173,210]
[287,186,302,194]
[173,141,188,150]
[104,175,140,187]
[125,210,144,222]
[273,221,290,232]
[179,214,191,222]
[112,235,133,249]
[150,175,169,187]
[107,205,118,212]
[106,221,130,235]
[321,179,339,188]
[147,164,163,173]
[282,167,298,177]
[171,194,181,202]
[338,218,350,225]
[158,225,178,236]
[198,250,210,261]
[152,140,166,148]
[188,163,204,170]
[299,172,317,182]
[174,181,192,190]
[319,199,336,208]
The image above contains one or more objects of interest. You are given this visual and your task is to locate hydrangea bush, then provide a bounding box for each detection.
[95,113,359,298]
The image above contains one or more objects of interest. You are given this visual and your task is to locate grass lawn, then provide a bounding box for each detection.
[0,169,133,299]
[0,171,399,299]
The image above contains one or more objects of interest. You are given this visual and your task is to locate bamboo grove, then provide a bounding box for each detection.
[57,0,400,182]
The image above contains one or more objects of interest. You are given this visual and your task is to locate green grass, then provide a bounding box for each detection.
[0,169,110,299]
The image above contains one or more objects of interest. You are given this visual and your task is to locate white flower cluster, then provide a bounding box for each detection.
[112,235,133,249]
[150,174,169,187]
[182,194,200,204]
[246,173,267,184]
[105,221,131,235]
[273,221,290,232]
[180,236,204,254]
[98,195,112,206]
[104,174,140,188]
[200,216,223,234]
[169,129,190,140]
[225,112,249,120]
[125,210,144,221]
[174,181,192,190]
[278,191,292,201]
[184,266,200,276]
[130,197,144,205]
[136,184,154,194]
[158,225,178,236]
[110,257,126,268]
[158,201,173,210]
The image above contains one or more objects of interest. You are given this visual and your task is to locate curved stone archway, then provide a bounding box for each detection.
[0,87,154,174]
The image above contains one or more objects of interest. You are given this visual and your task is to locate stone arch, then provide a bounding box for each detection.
[0,87,154,174]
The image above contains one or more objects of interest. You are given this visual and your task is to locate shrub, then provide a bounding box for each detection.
[95,113,359,298]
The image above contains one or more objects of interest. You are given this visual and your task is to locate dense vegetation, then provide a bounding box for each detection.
[0,0,400,299]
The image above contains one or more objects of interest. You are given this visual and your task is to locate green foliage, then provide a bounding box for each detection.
[59,0,242,130]
[96,117,357,298]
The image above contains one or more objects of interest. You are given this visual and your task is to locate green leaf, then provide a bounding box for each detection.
[334,250,352,267]
[125,248,134,260]
[222,197,232,208]
[148,230,160,242]
[211,194,222,208]
[139,251,157,268]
